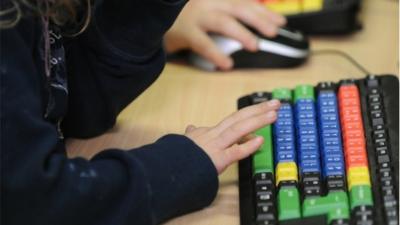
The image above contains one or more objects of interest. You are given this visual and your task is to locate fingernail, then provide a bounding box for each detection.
[254,136,264,144]
[266,111,276,119]
[268,99,280,107]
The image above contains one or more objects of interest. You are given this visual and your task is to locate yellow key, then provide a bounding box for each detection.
[267,1,302,15]
[303,0,323,12]
[276,162,298,186]
[347,167,371,190]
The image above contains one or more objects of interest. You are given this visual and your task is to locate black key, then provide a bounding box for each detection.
[385,206,399,225]
[302,172,322,197]
[378,154,391,164]
[374,139,387,148]
[256,205,275,220]
[379,167,392,179]
[379,161,390,170]
[331,219,350,225]
[370,103,381,111]
[257,201,274,211]
[383,195,397,208]
[303,185,322,197]
[256,202,276,224]
[371,110,384,119]
[373,124,384,131]
[256,191,274,202]
[326,175,346,192]
[352,205,374,225]
[380,177,394,190]
[254,172,274,185]
[366,75,379,87]
[372,118,384,126]
[373,129,386,140]
[368,94,381,104]
[255,182,274,193]
[381,185,395,197]
[376,146,389,156]
[368,88,379,95]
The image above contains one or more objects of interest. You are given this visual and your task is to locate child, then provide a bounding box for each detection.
[0,0,281,224]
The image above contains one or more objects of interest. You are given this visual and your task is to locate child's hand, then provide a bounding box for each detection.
[164,0,286,70]
[185,100,280,174]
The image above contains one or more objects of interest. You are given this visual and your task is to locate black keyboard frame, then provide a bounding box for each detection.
[237,75,399,225]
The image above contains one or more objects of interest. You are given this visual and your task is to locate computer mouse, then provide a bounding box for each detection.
[189,27,310,71]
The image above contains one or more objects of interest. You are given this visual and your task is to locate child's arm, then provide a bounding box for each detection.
[2,18,218,225]
[62,0,188,138]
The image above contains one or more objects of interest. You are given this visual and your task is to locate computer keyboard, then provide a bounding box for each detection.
[237,75,399,225]
[257,0,362,34]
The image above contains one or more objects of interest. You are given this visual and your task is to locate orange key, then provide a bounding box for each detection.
[342,122,364,133]
[344,137,366,149]
[345,154,368,169]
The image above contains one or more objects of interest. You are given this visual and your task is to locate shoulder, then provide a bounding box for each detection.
[1,18,40,79]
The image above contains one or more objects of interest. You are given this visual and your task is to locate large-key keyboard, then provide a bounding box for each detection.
[237,75,399,225]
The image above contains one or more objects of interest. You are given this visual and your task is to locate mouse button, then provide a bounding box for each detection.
[258,39,309,59]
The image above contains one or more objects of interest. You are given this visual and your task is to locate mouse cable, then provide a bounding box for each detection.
[311,49,371,76]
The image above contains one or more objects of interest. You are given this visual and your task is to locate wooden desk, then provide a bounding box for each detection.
[66,0,398,224]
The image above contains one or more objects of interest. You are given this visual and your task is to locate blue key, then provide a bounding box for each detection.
[273,102,296,165]
[300,160,321,173]
[317,90,345,179]
[295,95,322,181]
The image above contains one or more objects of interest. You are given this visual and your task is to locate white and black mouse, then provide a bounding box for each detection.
[189,27,310,70]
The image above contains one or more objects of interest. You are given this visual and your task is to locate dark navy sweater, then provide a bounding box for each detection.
[0,1,219,225]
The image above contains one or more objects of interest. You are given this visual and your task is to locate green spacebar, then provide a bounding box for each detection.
[253,125,274,174]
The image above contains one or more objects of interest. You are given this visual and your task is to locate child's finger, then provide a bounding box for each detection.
[215,99,280,133]
[226,2,280,37]
[253,1,287,26]
[264,9,287,26]
[189,28,233,70]
[217,110,277,149]
[206,14,258,51]
[226,135,264,163]
[239,133,257,144]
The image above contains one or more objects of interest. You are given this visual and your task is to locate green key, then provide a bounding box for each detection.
[303,191,350,224]
[294,85,315,102]
[278,187,301,220]
[253,126,274,174]
[272,88,292,100]
[349,185,373,209]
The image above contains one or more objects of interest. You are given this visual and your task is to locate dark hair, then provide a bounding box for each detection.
[0,0,90,34]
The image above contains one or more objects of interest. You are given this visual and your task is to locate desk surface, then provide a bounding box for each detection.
[66,0,399,224]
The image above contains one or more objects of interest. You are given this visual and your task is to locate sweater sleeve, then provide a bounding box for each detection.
[1,10,218,225]
[62,0,187,138]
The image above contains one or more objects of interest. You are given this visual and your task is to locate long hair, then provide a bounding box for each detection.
[0,0,90,35]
